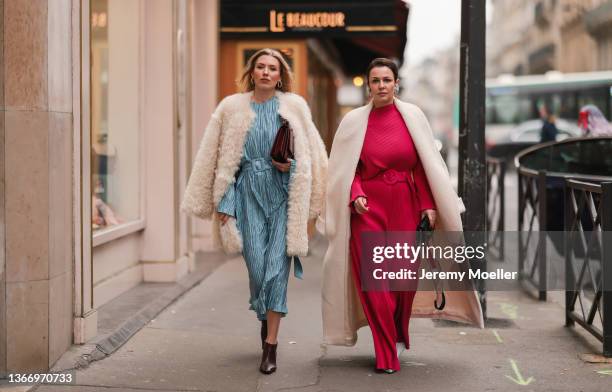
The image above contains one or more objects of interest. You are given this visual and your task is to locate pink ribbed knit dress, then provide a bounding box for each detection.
[349,102,436,371]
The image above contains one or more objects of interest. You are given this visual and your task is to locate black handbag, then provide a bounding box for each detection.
[417,215,446,310]
[416,215,433,242]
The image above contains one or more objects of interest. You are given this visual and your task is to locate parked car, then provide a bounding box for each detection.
[486,119,582,160]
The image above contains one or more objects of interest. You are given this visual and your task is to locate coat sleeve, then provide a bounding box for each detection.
[180,102,224,219]
[217,183,236,217]
[303,105,329,220]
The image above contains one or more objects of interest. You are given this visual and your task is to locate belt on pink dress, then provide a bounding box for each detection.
[365,169,415,186]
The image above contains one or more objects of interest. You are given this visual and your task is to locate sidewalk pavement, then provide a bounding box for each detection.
[24,235,612,391]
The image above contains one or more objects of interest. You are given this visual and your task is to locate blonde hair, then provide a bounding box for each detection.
[239,48,294,93]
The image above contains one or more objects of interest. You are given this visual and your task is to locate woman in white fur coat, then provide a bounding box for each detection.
[322,58,484,373]
[181,49,327,374]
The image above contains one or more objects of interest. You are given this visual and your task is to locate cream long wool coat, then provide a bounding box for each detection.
[181,91,328,256]
[322,98,484,346]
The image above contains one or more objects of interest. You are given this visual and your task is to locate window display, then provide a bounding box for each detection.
[91,0,141,232]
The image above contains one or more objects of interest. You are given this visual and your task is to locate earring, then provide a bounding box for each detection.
[276,80,283,89]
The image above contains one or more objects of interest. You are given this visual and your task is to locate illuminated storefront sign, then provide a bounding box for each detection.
[269,10,346,32]
[221,2,400,37]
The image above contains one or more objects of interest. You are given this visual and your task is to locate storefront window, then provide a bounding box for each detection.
[91,0,141,232]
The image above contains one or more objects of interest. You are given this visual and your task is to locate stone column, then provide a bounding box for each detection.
[0,0,5,376]
[1,0,74,374]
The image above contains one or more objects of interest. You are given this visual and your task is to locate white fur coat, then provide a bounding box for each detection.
[181,91,328,256]
[322,98,484,346]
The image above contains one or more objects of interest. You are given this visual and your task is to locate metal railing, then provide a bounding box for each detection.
[517,168,548,300]
[564,180,612,357]
[517,164,612,301]
[486,157,506,260]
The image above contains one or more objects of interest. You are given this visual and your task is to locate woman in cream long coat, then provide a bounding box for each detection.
[181,49,327,375]
[322,60,484,370]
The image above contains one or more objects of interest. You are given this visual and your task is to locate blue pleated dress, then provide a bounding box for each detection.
[217,96,297,321]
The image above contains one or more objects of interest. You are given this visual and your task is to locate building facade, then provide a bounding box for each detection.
[401,44,460,148]
[488,0,612,76]
[487,0,534,76]
[0,0,219,374]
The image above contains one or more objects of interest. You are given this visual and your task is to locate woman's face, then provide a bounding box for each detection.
[251,54,282,92]
[368,66,398,107]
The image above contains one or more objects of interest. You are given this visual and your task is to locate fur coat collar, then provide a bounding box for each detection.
[181,91,328,256]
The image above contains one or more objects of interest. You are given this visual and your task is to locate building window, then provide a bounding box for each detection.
[91,0,141,233]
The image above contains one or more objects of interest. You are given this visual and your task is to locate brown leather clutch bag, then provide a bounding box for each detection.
[270,117,294,163]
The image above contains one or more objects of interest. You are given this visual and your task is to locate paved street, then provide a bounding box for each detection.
[21,233,610,392]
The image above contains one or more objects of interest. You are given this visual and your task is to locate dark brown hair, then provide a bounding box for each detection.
[366,58,399,81]
[238,48,294,93]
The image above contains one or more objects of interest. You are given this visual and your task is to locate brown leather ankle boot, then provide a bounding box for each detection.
[259,341,277,374]
[260,320,268,350]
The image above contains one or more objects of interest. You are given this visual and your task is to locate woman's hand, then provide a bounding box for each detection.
[271,158,292,172]
[217,212,230,225]
[421,209,437,229]
[354,196,369,215]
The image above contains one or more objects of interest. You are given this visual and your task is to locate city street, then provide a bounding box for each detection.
[2,1,612,390]
[23,233,611,392]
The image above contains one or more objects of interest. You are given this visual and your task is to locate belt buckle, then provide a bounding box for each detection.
[252,158,267,172]
[382,169,398,185]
